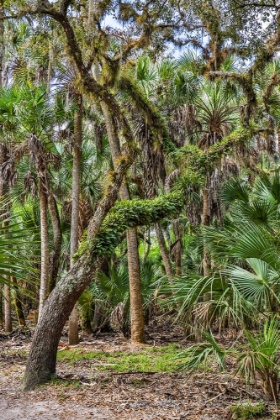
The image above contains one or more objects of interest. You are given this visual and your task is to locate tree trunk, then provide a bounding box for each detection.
[24,190,183,389]
[100,100,144,343]
[12,277,25,326]
[0,284,3,328]
[24,251,102,390]
[48,193,62,292]
[155,223,173,280]
[202,180,211,276]
[173,220,182,277]
[38,178,50,321]
[4,282,12,332]
[0,0,5,88]
[68,94,83,345]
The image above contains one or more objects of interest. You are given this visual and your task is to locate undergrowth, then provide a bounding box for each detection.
[229,400,266,419]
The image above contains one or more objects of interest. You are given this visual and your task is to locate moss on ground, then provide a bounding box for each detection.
[57,343,183,373]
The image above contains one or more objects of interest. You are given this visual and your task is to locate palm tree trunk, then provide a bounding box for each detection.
[0,284,3,328]
[12,277,25,326]
[173,220,182,277]
[100,100,144,343]
[68,94,83,345]
[155,224,173,280]
[0,0,5,88]
[202,180,211,276]
[48,193,62,292]
[4,282,12,332]
[38,178,50,321]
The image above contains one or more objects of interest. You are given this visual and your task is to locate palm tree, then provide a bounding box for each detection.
[68,93,83,345]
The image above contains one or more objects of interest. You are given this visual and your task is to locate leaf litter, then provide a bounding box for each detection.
[0,320,278,419]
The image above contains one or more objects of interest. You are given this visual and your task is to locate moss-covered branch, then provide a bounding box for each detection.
[175,127,253,177]
[78,192,184,258]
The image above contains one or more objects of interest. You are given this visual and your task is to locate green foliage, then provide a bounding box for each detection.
[229,400,266,419]
[236,318,280,399]
[179,318,280,400]
[0,201,38,286]
[76,192,184,258]
[178,330,228,373]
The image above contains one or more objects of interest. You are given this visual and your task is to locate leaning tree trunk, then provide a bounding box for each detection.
[24,155,132,390]
[68,94,83,345]
[100,100,144,343]
[24,251,102,390]
[24,172,184,390]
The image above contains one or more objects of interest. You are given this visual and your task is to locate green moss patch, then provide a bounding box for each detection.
[57,343,183,373]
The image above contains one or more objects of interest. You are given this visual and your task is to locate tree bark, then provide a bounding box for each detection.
[0,284,3,328]
[0,0,5,88]
[48,193,62,292]
[100,100,144,343]
[68,94,83,345]
[38,178,50,320]
[202,180,211,276]
[12,277,25,326]
[155,223,173,280]
[173,220,182,277]
[24,251,101,390]
[4,282,12,332]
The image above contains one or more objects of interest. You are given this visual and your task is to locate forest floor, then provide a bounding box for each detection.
[0,316,279,420]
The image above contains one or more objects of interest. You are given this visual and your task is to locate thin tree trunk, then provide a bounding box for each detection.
[0,284,3,328]
[100,100,144,343]
[155,223,173,280]
[202,180,211,276]
[47,40,54,94]
[38,179,50,321]
[173,220,182,277]
[0,0,5,88]
[68,94,83,345]
[48,193,62,292]
[12,277,25,326]
[4,282,12,332]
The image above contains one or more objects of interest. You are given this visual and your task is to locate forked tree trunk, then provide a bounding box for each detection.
[68,94,83,345]
[38,179,50,320]
[4,282,12,332]
[101,101,144,343]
